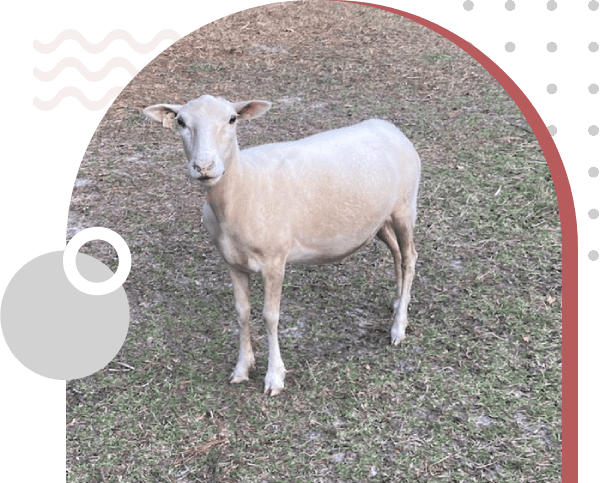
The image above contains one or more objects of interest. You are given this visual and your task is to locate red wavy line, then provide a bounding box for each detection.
[34,57,138,82]
[33,29,180,54]
[33,86,124,111]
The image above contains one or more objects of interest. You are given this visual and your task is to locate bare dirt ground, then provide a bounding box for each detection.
[67,1,562,482]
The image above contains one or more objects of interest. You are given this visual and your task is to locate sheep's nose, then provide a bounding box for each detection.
[193,160,215,172]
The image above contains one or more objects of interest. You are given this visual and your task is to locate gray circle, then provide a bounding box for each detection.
[590,125,600,136]
[506,0,516,10]
[590,84,600,94]
[589,209,599,219]
[547,42,558,52]
[590,250,599,261]
[463,1,474,11]
[547,84,558,94]
[505,42,516,52]
[590,42,600,52]
[1,252,129,380]
[590,1,599,11]
[548,125,558,136]
[590,167,599,177]
[547,0,558,10]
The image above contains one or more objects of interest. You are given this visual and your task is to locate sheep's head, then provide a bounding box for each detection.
[144,95,271,186]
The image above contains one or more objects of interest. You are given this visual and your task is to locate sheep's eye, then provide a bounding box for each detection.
[177,117,185,128]
[229,115,237,124]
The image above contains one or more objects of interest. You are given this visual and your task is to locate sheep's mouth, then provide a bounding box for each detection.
[188,169,213,181]
[188,165,223,186]
[199,175,221,185]
[195,174,222,186]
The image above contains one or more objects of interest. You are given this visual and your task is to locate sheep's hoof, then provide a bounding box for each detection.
[264,384,284,397]
[263,371,285,396]
[230,374,249,384]
[230,358,255,384]
[391,335,406,346]
[391,328,406,346]
[391,320,408,346]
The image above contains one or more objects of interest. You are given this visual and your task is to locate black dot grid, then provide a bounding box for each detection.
[516,0,600,261]
[588,159,599,262]
[486,4,600,261]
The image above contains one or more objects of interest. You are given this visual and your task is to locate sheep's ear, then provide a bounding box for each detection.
[232,100,272,120]
[143,104,182,128]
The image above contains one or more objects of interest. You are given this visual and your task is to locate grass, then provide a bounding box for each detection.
[67,1,561,482]
[188,62,223,73]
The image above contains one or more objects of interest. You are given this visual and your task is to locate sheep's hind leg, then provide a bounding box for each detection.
[389,215,418,345]
[377,222,406,344]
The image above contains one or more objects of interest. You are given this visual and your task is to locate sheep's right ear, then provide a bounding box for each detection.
[143,104,182,128]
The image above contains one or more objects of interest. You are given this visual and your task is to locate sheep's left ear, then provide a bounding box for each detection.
[232,100,272,120]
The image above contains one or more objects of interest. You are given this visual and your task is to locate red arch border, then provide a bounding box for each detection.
[340,2,577,481]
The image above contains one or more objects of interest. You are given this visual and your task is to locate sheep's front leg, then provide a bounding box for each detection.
[262,262,286,396]
[229,267,255,384]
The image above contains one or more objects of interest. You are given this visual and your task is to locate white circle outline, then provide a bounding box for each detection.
[63,227,131,296]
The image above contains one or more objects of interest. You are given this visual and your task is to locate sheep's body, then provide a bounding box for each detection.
[144,95,421,396]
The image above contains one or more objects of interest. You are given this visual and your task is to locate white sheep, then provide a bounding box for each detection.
[144,95,421,396]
